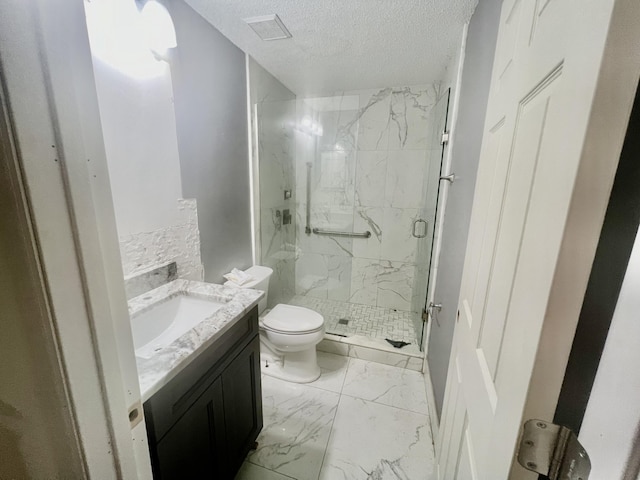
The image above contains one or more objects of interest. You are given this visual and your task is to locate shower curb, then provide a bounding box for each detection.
[318,335,424,372]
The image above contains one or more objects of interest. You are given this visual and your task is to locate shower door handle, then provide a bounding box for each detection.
[412,219,427,238]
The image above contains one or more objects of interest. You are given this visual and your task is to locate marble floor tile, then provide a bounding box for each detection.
[309,352,349,393]
[247,376,340,480]
[342,358,429,415]
[318,395,435,480]
[235,462,296,480]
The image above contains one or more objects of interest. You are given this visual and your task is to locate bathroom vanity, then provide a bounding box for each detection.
[130,280,263,479]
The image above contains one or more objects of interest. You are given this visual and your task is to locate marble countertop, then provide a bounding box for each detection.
[131,279,263,402]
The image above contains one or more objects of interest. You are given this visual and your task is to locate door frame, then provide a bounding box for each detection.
[0,0,152,477]
[553,74,640,441]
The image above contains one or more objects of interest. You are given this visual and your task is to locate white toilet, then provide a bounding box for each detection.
[225,266,325,383]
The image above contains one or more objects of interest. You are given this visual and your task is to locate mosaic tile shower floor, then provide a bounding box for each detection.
[289,295,420,347]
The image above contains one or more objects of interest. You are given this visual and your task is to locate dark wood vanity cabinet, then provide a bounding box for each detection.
[143,307,262,480]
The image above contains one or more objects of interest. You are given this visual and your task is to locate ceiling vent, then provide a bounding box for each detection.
[244,14,292,41]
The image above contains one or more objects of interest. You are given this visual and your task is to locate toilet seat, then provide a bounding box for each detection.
[261,304,324,335]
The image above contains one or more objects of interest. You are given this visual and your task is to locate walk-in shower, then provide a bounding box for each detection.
[249,57,450,353]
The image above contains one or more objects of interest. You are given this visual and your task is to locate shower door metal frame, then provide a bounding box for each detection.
[418,88,452,350]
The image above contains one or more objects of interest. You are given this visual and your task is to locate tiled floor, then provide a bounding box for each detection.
[235,352,436,480]
[289,295,420,346]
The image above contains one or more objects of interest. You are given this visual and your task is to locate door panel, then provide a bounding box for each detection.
[479,67,562,378]
[435,0,629,477]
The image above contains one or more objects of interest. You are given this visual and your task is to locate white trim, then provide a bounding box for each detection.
[246,55,262,267]
[0,1,152,477]
[424,366,440,441]
[246,54,258,266]
[1,65,87,479]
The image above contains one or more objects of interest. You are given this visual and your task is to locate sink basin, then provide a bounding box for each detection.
[131,294,226,359]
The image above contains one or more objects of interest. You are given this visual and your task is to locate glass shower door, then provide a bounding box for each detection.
[411,89,451,350]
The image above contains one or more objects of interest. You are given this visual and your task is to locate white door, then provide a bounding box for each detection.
[435,0,640,478]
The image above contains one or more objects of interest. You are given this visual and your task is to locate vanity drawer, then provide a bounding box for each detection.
[144,306,258,443]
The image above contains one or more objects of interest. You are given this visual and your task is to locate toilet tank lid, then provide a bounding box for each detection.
[262,304,324,333]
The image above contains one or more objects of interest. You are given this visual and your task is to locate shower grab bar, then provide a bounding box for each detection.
[312,228,371,239]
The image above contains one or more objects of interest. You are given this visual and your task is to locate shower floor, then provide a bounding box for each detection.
[289,295,420,347]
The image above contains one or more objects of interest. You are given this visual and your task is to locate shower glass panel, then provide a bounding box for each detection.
[248,58,297,308]
[290,87,450,352]
[411,89,451,349]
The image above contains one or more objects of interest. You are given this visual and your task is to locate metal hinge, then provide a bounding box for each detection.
[441,130,450,145]
[439,173,456,184]
[517,419,591,480]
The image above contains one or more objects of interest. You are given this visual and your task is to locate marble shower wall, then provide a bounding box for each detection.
[249,58,297,307]
[296,85,446,312]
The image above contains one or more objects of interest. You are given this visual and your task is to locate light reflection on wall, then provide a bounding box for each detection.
[84,0,175,80]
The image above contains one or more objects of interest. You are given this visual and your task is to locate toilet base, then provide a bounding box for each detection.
[260,338,321,383]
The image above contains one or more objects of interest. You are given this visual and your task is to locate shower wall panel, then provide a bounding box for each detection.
[296,85,447,312]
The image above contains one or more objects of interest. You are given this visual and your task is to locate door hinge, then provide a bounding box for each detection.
[441,130,450,145]
[517,419,591,480]
[439,173,456,184]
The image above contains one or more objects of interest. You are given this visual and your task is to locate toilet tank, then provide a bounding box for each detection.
[224,265,273,314]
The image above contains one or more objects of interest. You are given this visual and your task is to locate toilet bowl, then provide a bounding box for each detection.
[224,266,325,383]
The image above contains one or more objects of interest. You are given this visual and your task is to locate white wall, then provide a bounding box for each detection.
[93,60,183,236]
[169,0,253,284]
[580,229,640,480]
[89,37,203,281]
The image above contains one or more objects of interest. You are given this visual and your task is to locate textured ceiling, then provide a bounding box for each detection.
[184,0,478,95]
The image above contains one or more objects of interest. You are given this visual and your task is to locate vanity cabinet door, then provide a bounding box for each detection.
[221,335,263,475]
[154,377,226,479]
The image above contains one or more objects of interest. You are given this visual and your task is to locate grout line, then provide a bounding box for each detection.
[316,388,344,480]
[338,356,352,395]
[245,459,298,479]
[265,373,341,396]
[339,391,430,418]
[309,355,351,479]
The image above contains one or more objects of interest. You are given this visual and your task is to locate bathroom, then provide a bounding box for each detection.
[1,0,499,478]
[5,0,640,478]
[86,0,494,477]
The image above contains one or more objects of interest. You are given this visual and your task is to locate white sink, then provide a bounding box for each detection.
[131,294,225,359]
